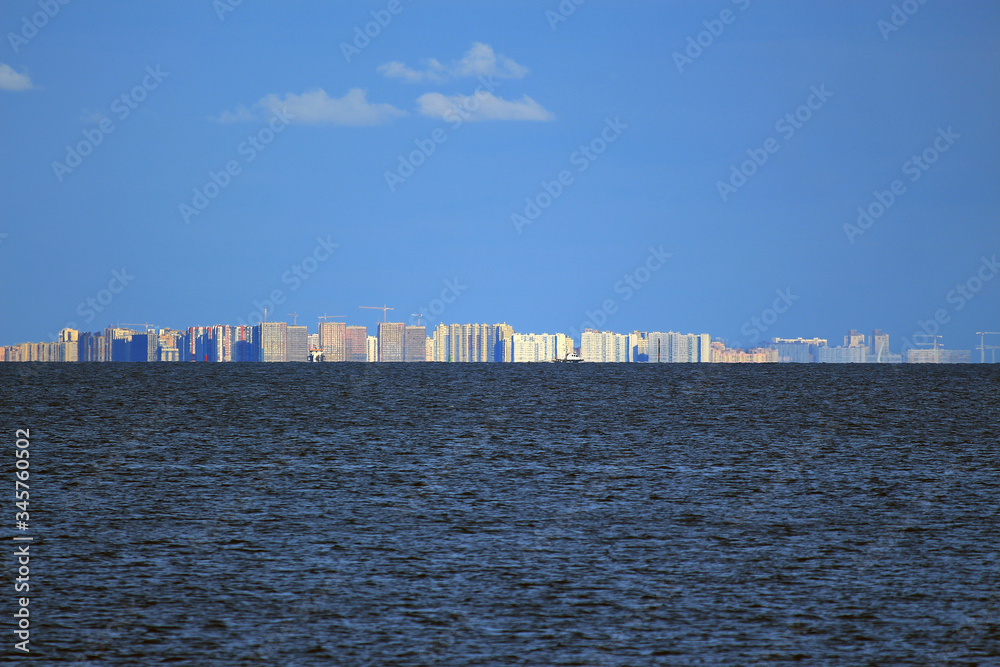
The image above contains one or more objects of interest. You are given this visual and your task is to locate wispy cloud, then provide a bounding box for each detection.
[0,63,33,91]
[379,42,528,84]
[417,92,554,122]
[213,88,405,126]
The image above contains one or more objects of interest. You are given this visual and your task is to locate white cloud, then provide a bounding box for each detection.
[213,88,405,126]
[210,105,256,124]
[379,43,528,83]
[0,64,33,91]
[416,92,554,122]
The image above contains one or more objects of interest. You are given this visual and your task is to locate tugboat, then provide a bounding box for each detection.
[554,351,584,363]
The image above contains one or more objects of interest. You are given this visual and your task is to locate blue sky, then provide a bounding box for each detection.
[1,0,998,354]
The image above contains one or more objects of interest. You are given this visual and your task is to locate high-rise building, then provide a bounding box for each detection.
[79,331,109,362]
[106,327,134,362]
[286,325,309,362]
[845,329,865,348]
[403,325,427,361]
[429,323,513,362]
[869,329,890,361]
[58,328,79,362]
[710,342,779,362]
[906,348,971,363]
[377,322,404,362]
[130,332,158,362]
[157,328,182,362]
[770,337,827,363]
[647,332,711,362]
[509,333,568,362]
[232,325,255,362]
[319,322,347,362]
[581,330,639,362]
[209,325,233,362]
[816,345,867,363]
[346,326,368,362]
[366,335,379,362]
[256,322,287,362]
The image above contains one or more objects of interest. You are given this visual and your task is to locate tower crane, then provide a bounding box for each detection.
[360,305,394,323]
[976,332,1000,363]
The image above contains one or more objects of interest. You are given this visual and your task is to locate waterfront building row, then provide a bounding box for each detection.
[0,324,976,364]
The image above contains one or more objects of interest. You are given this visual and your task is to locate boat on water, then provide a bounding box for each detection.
[553,351,584,363]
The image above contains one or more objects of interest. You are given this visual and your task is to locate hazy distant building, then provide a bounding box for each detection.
[347,326,368,362]
[580,330,637,362]
[508,333,568,362]
[366,335,379,362]
[285,325,309,362]
[770,337,827,363]
[106,327,134,362]
[256,322,287,363]
[319,321,347,362]
[403,325,427,361]
[430,323,514,362]
[816,345,867,363]
[710,342,779,363]
[58,328,79,362]
[377,322,405,362]
[647,332,711,362]
[130,332,158,362]
[78,331,109,362]
[907,348,972,363]
[845,329,865,348]
[232,325,255,362]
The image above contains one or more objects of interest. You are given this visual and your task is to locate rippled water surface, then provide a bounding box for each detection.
[3,363,999,665]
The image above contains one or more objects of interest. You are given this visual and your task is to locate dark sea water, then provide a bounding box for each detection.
[2,363,999,666]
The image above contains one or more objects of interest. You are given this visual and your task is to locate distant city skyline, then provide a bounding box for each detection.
[2,316,994,364]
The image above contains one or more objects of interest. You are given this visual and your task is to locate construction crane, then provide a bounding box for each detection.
[287,312,299,325]
[360,305,394,323]
[976,332,1000,363]
[411,313,424,326]
[318,314,347,322]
